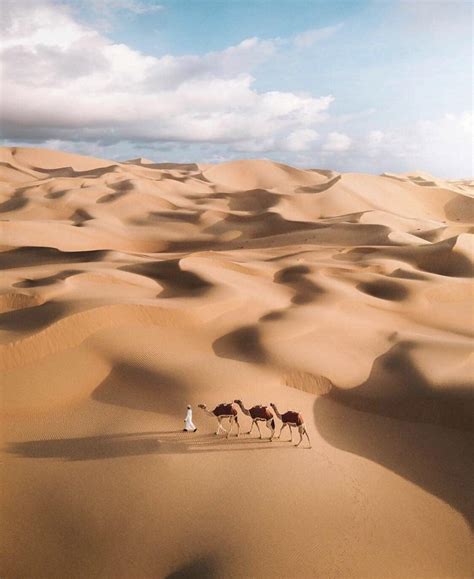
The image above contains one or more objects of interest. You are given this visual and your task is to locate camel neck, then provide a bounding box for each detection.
[237,402,250,415]
[272,406,283,420]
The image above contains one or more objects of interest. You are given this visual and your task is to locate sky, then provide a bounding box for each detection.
[0,0,472,177]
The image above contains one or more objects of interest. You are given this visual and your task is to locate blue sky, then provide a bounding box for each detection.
[1,0,472,176]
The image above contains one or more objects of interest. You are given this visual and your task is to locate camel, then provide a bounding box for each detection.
[234,399,275,438]
[270,403,311,448]
[198,403,240,438]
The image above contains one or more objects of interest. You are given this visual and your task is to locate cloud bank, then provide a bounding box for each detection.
[0,0,472,176]
[0,1,332,151]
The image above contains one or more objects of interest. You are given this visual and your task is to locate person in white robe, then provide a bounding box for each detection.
[183,404,197,432]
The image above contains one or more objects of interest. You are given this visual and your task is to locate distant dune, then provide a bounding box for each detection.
[2,147,473,578]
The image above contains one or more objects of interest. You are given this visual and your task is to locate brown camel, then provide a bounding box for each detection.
[234,399,275,438]
[270,403,311,448]
[198,403,240,438]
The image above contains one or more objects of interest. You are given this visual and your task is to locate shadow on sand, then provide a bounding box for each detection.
[91,363,189,415]
[313,341,474,529]
[165,555,219,579]
[212,325,267,363]
[0,300,68,333]
[7,431,289,461]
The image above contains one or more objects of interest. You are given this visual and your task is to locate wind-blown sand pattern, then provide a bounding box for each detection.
[1,147,473,578]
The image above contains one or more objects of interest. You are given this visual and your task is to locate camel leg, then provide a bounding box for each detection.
[304,428,311,448]
[266,419,275,439]
[216,417,227,435]
[278,423,287,440]
[270,422,277,441]
[289,426,293,443]
[228,416,240,438]
[247,420,255,436]
[295,427,303,447]
[256,421,263,439]
[227,417,234,438]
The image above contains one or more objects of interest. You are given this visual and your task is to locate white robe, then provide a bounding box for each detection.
[184,408,196,431]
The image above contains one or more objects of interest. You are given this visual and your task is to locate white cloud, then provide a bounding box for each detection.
[293,24,343,49]
[361,112,473,177]
[284,129,319,152]
[3,1,469,177]
[323,132,352,152]
[0,0,332,154]
[1,0,89,50]
[324,112,473,178]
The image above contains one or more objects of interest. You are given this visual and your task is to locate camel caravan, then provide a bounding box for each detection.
[197,400,311,448]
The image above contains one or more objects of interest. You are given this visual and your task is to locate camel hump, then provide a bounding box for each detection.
[283,410,302,424]
[214,403,236,415]
[251,405,272,419]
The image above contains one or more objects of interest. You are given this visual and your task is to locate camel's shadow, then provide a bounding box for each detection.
[7,430,292,461]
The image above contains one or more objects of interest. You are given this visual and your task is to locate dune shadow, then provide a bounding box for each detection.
[413,238,473,277]
[13,269,83,288]
[146,210,202,224]
[96,191,129,204]
[158,171,189,183]
[413,227,446,243]
[227,189,279,212]
[70,209,93,226]
[45,189,68,199]
[91,363,189,414]
[260,309,287,322]
[388,268,428,281]
[320,211,367,224]
[356,279,408,301]
[165,556,218,579]
[313,341,474,527]
[296,174,341,194]
[121,259,212,298]
[274,265,325,304]
[0,194,29,213]
[0,300,68,332]
[213,325,267,363]
[126,162,199,172]
[95,178,136,204]
[207,211,320,240]
[0,161,36,179]
[335,238,473,278]
[329,341,474,428]
[28,164,123,179]
[0,247,109,270]
[27,165,77,178]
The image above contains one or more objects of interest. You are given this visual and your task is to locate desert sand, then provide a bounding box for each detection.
[1,146,473,578]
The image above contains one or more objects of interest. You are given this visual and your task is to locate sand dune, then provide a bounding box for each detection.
[1,147,473,578]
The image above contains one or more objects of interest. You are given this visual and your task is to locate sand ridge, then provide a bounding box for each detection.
[1,147,473,578]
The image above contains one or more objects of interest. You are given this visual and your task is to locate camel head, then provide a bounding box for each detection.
[234,399,243,405]
[197,404,207,410]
